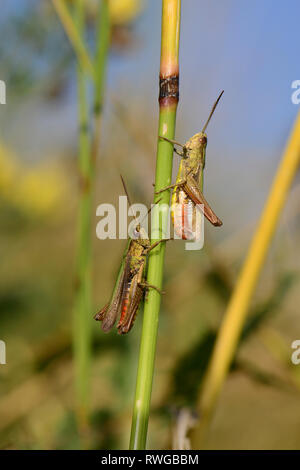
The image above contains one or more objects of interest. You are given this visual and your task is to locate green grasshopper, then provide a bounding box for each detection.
[94,177,167,335]
[156,91,224,240]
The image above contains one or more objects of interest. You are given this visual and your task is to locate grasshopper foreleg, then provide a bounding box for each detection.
[145,238,173,254]
[155,180,186,195]
[159,136,187,157]
[174,148,185,157]
[159,135,184,147]
[159,135,187,158]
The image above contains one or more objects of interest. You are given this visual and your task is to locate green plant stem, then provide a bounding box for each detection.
[129,0,181,450]
[92,0,110,163]
[52,0,94,78]
[54,1,110,435]
[73,0,92,432]
[192,110,300,447]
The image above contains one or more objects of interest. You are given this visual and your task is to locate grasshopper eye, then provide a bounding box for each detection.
[133,227,140,238]
[199,135,207,145]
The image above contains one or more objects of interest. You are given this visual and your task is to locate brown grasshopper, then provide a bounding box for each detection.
[95,177,168,335]
[156,91,224,240]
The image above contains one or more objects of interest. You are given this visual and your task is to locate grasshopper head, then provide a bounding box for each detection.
[186,132,207,151]
[198,132,207,147]
[132,224,150,248]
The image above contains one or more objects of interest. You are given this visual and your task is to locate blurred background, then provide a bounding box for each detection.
[0,0,300,450]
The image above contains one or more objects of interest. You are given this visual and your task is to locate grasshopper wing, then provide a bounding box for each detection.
[117,263,144,335]
[184,174,222,226]
[94,253,130,332]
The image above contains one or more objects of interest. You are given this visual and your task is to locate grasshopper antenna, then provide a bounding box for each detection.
[120,174,133,209]
[120,175,161,237]
[201,90,224,133]
[148,197,161,215]
[120,174,141,236]
[120,175,161,218]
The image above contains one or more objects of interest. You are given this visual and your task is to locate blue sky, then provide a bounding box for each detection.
[115,0,300,150]
[3,0,300,155]
[1,0,300,230]
[107,0,300,227]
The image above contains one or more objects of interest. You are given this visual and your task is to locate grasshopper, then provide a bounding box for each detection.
[157,91,224,240]
[95,177,167,335]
